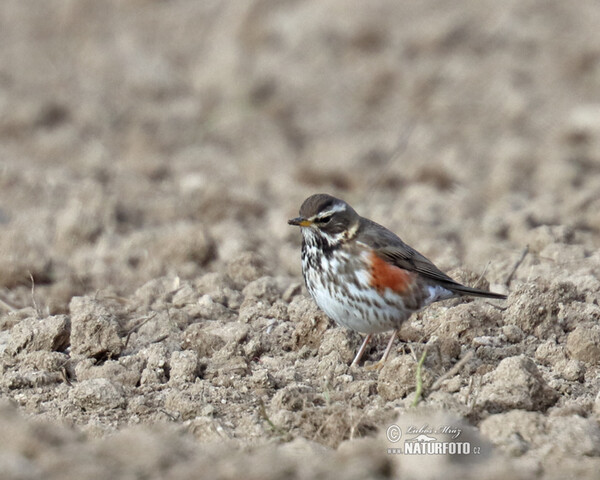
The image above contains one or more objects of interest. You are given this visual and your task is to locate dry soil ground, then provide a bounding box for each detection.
[1,1,600,479]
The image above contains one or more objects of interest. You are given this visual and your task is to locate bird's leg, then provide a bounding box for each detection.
[365,330,398,370]
[350,334,372,368]
[380,329,398,363]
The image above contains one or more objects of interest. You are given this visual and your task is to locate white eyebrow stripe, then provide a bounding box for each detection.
[313,203,347,219]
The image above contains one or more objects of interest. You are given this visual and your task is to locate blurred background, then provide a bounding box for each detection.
[1,0,599,313]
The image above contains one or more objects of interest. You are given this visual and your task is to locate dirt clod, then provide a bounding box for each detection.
[69,297,124,359]
[477,355,558,412]
[6,315,70,356]
[567,325,600,365]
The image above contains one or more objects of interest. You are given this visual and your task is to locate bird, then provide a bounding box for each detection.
[288,193,507,368]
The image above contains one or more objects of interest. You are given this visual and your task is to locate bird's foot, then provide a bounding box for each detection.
[364,360,386,371]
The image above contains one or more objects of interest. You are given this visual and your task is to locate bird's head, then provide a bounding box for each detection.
[288,193,360,246]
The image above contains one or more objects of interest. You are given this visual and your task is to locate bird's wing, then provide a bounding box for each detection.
[374,244,459,287]
[356,218,506,299]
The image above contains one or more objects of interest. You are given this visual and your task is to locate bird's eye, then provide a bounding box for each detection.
[318,214,333,224]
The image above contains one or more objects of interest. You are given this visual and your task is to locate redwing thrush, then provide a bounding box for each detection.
[288,193,507,368]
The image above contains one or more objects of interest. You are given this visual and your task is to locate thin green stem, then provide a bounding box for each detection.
[412,348,428,407]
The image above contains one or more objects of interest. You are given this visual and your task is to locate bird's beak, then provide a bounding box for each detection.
[288,216,312,227]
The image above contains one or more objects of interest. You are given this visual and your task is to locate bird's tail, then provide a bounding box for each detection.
[449,284,507,300]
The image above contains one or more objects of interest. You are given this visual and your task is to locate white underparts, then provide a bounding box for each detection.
[301,229,456,334]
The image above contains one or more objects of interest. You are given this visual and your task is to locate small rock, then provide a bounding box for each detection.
[69,296,123,359]
[172,283,199,308]
[437,337,461,361]
[477,355,558,412]
[164,389,201,420]
[271,385,310,411]
[2,371,64,389]
[204,354,248,380]
[282,282,302,303]
[557,302,600,332]
[482,409,600,459]
[238,297,287,324]
[318,328,356,364]
[566,325,600,364]
[0,307,38,331]
[550,398,593,417]
[502,324,524,343]
[316,351,350,378]
[139,343,170,385]
[289,296,330,349]
[181,324,226,358]
[535,340,566,365]
[193,295,232,320]
[6,315,70,356]
[208,322,250,345]
[472,336,502,347]
[75,357,143,387]
[133,277,177,308]
[432,303,500,343]
[249,367,276,390]
[443,375,462,393]
[345,380,377,407]
[194,272,240,307]
[242,277,280,302]
[169,350,199,384]
[19,351,69,372]
[504,282,582,337]
[554,358,586,382]
[546,416,600,456]
[243,338,263,360]
[69,378,126,410]
[480,410,543,454]
[127,311,181,351]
